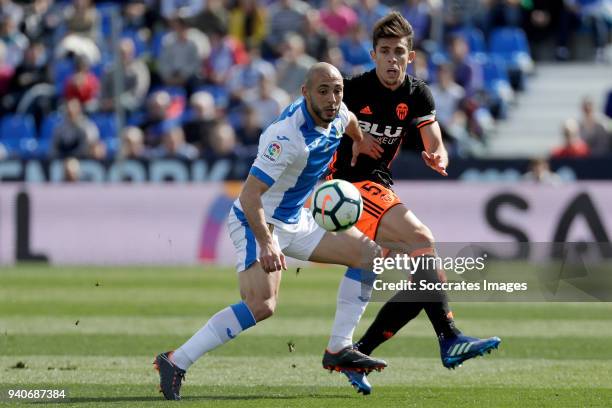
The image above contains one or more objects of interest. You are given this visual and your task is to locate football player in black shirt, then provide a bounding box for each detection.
[324,12,501,395]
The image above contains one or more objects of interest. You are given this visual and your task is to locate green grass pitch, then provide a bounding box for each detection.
[1,265,611,407]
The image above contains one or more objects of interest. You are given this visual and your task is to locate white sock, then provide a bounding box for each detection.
[172,301,256,370]
[327,268,373,352]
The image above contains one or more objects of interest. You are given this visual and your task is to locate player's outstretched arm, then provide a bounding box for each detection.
[420,121,448,177]
[346,111,384,166]
[239,175,287,272]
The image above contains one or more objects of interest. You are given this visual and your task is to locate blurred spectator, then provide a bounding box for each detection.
[55,32,101,66]
[88,138,107,160]
[243,73,290,128]
[5,42,48,113]
[228,0,267,48]
[355,0,390,34]
[0,40,14,96]
[122,0,150,33]
[448,35,497,141]
[429,64,468,140]
[303,9,334,62]
[410,48,431,82]
[50,98,99,159]
[0,0,23,26]
[182,90,217,152]
[571,0,611,62]
[64,0,100,40]
[22,0,63,46]
[118,126,146,159]
[448,34,483,96]
[275,33,316,98]
[202,28,248,86]
[139,90,181,147]
[523,158,562,184]
[320,0,358,38]
[486,0,523,32]
[262,0,310,59]
[551,118,591,158]
[100,38,150,114]
[189,0,228,37]
[206,120,238,160]
[578,96,611,156]
[63,55,99,110]
[226,42,275,105]
[157,13,209,90]
[10,42,47,91]
[324,45,349,76]
[235,104,263,153]
[443,0,488,35]
[523,0,573,61]
[150,125,198,160]
[0,14,29,68]
[63,157,81,182]
[339,24,374,75]
[161,0,204,20]
[400,0,433,48]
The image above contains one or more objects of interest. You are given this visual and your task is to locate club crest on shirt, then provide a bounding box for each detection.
[263,142,282,162]
[396,103,409,120]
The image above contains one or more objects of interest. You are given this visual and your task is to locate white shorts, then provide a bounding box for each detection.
[227,206,326,272]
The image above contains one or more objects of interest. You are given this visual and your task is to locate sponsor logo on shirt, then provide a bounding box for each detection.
[358,120,403,144]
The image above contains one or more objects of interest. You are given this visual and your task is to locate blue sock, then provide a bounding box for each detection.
[172,301,255,370]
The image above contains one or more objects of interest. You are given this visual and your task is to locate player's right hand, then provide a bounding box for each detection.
[259,242,287,273]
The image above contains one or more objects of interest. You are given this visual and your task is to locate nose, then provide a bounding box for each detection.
[328,92,339,105]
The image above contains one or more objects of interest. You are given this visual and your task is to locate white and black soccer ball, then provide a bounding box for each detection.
[311,179,363,232]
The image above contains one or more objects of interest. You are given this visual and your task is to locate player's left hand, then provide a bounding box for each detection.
[421,151,448,176]
[352,134,383,166]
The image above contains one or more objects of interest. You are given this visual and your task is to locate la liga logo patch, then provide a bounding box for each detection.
[263,142,282,162]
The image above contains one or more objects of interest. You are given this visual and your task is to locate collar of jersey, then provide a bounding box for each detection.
[300,98,316,131]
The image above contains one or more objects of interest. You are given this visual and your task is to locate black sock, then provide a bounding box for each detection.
[355,290,423,356]
[413,256,461,340]
[424,302,461,340]
[355,256,461,355]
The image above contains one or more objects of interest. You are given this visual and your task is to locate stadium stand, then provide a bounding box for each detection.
[0,0,609,167]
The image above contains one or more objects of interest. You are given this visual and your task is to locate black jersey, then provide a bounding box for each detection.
[328,70,436,187]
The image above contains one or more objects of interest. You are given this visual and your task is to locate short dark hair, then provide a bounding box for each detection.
[372,11,414,50]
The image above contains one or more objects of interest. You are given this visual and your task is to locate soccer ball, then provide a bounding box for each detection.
[312,179,363,231]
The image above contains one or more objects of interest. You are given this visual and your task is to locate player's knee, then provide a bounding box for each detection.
[248,298,276,321]
[355,240,383,271]
[411,224,435,247]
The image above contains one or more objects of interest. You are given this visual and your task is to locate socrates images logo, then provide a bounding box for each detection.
[263,142,282,162]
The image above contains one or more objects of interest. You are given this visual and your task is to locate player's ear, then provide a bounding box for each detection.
[301,85,307,98]
[370,49,376,61]
[407,50,416,64]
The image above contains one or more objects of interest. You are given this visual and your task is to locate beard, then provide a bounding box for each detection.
[310,100,338,125]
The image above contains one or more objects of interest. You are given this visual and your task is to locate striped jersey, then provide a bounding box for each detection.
[235,97,350,232]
